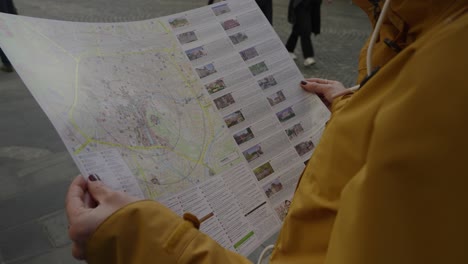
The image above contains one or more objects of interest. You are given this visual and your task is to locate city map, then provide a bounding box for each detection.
[0,15,240,199]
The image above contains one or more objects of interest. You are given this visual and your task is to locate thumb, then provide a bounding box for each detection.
[300,80,332,95]
[87,175,112,203]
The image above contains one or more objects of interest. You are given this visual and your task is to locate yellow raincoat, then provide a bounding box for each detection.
[86,1,468,263]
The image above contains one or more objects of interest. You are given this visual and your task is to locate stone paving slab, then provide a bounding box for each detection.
[0,0,370,263]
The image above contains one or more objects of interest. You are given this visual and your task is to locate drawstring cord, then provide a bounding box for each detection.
[257,245,275,264]
[351,0,392,92]
[366,0,392,76]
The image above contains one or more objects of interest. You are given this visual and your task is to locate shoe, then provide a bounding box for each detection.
[304,57,316,67]
[289,52,297,60]
[0,65,14,73]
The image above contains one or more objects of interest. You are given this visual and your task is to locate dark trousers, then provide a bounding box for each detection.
[0,48,11,66]
[255,0,273,24]
[285,5,315,58]
[208,0,272,24]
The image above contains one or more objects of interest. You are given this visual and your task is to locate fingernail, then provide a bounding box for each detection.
[301,81,307,85]
[88,174,97,182]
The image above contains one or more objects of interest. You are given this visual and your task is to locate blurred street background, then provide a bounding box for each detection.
[0,0,369,263]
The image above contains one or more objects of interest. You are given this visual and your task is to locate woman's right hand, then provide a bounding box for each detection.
[66,175,139,260]
[300,78,348,107]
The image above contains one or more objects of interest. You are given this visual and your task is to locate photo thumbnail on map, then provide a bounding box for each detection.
[222,19,240,31]
[285,123,305,140]
[212,3,231,16]
[276,107,296,123]
[274,199,292,221]
[295,140,315,156]
[169,16,190,29]
[186,46,208,61]
[214,93,235,110]
[253,162,274,181]
[229,32,248,45]
[249,61,269,76]
[263,178,283,198]
[242,144,263,163]
[233,127,255,145]
[224,110,245,128]
[257,75,278,90]
[196,63,217,79]
[177,31,198,45]
[240,47,259,61]
[267,91,286,107]
[205,79,226,95]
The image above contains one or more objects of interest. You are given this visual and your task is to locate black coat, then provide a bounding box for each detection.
[288,0,321,35]
[0,0,17,14]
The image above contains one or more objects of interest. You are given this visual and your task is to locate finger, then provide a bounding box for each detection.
[84,192,98,209]
[304,78,334,85]
[66,175,87,221]
[301,80,332,95]
[87,176,112,203]
[72,242,86,260]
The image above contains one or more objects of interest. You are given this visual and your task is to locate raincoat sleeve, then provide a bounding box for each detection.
[85,201,252,264]
[330,93,353,114]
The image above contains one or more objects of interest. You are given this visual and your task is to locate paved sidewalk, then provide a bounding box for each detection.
[0,1,370,263]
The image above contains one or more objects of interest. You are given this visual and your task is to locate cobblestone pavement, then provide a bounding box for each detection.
[0,1,370,263]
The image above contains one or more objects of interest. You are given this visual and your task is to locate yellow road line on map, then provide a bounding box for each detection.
[19,19,95,151]
[93,139,214,171]
[74,138,92,154]
[72,135,215,171]
[94,25,103,56]
[158,20,170,33]
[132,154,155,199]
[164,47,216,171]
[20,20,78,62]
[76,47,168,61]
[68,57,91,142]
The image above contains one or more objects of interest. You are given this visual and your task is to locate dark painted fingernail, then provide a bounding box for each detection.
[88,174,97,182]
[301,81,307,85]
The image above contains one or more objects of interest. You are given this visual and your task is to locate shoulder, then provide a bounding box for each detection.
[403,12,468,96]
[414,12,468,71]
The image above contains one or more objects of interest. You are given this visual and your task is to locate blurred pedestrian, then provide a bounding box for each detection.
[255,0,273,24]
[0,0,17,72]
[286,0,324,66]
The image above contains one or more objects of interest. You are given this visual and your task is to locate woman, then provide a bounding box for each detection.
[285,0,323,66]
[66,1,468,263]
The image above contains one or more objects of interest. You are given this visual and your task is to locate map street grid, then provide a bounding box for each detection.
[1,13,242,199]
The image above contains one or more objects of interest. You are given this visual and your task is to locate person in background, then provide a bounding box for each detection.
[66,1,468,263]
[285,0,325,66]
[0,0,17,72]
[255,0,273,24]
[208,0,273,24]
